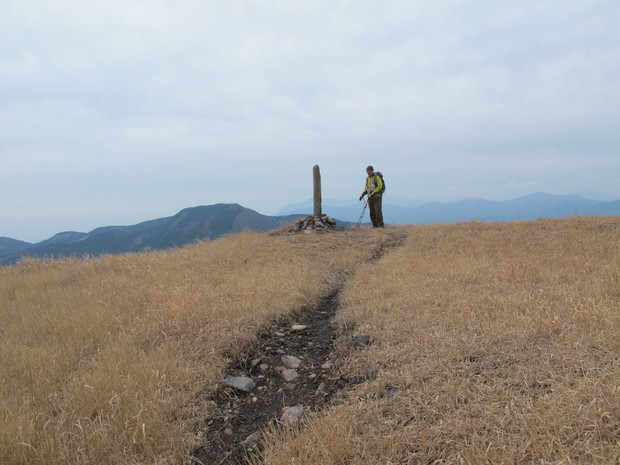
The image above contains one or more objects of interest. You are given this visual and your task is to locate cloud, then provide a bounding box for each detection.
[1,0,619,240]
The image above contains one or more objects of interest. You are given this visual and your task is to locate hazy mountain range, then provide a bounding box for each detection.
[1,193,619,266]
[0,204,305,266]
[279,192,620,224]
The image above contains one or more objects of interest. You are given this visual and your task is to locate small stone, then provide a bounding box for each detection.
[382,386,400,399]
[281,368,299,382]
[291,324,308,332]
[321,361,333,370]
[259,364,269,372]
[225,375,256,393]
[224,428,233,436]
[308,373,317,379]
[275,332,285,337]
[342,335,373,349]
[281,355,302,369]
[276,348,286,354]
[316,382,327,394]
[240,431,260,447]
[280,406,304,426]
[354,335,372,346]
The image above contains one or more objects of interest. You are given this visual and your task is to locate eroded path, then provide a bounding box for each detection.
[192,229,408,465]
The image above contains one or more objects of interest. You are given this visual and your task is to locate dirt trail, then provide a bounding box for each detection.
[192,230,408,465]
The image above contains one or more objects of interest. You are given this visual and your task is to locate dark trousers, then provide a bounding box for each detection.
[368,195,384,227]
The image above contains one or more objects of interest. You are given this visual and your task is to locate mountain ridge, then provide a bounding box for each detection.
[3,193,620,266]
[280,192,620,224]
[0,237,32,256]
[0,204,305,266]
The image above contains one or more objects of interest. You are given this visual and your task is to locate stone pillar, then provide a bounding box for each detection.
[313,165,322,216]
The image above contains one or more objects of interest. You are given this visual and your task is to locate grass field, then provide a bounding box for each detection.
[1,218,619,464]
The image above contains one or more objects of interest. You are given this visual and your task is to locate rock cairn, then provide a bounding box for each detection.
[289,214,338,233]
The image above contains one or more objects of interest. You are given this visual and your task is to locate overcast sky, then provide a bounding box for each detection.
[2,0,619,242]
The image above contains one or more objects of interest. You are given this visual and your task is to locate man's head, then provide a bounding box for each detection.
[366,165,374,176]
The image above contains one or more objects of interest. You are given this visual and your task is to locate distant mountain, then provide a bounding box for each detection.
[0,237,32,257]
[3,195,619,267]
[0,204,304,266]
[389,193,620,224]
[572,189,618,202]
[280,193,620,224]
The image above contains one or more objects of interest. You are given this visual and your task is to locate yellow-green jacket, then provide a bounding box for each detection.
[362,174,383,197]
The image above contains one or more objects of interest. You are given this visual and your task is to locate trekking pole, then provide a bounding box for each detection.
[355,199,368,229]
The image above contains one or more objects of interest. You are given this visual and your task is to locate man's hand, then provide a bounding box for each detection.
[359,195,364,201]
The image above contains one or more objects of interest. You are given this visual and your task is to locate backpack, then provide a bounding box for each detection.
[374,172,386,195]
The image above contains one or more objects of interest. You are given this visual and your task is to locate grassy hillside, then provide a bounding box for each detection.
[1,219,619,464]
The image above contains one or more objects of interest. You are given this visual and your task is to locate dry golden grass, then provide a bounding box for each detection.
[0,229,390,465]
[3,219,619,464]
[261,218,620,464]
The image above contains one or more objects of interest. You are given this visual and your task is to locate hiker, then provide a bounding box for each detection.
[358,165,384,228]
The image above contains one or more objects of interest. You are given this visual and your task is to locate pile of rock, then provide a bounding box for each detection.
[289,214,338,233]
